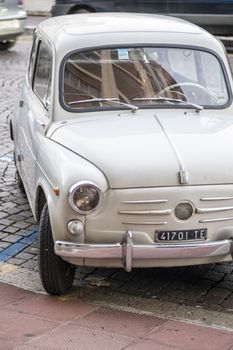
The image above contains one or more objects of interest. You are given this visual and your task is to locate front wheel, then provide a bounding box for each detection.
[38,203,75,295]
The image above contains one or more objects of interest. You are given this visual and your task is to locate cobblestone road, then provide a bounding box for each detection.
[2,37,233,314]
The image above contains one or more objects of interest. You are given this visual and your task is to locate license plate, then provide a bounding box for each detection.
[156,229,207,242]
[0,20,19,29]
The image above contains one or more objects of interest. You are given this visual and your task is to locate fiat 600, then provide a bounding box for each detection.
[11,13,233,295]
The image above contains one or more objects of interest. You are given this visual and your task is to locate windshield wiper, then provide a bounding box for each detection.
[68,97,138,113]
[133,97,203,112]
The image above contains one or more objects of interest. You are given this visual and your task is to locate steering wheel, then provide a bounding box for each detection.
[156,82,218,104]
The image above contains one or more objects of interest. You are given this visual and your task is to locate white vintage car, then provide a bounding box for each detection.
[11,13,233,295]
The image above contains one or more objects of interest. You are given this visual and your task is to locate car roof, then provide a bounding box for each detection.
[37,13,225,57]
[40,12,203,35]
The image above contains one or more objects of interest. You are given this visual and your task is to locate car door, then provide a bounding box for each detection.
[17,35,53,209]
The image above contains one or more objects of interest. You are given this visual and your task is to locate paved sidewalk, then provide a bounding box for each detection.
[1,281,233,350]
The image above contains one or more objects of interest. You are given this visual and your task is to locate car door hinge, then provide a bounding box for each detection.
[19,100,24,108]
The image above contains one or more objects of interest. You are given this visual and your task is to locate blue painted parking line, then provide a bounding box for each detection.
[0,230,38,262]
[20,231,38,245]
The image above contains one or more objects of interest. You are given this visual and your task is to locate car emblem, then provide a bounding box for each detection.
[174,202,194,220]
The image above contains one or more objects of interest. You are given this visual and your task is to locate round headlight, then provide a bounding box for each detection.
[69,182,100,213]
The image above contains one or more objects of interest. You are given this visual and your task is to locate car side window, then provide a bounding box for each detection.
[33,40,52,109]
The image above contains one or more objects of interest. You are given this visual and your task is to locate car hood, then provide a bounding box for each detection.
[50,110,233,188]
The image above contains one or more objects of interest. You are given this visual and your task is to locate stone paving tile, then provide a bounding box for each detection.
[221,294,233,310]
[5,293,98,322]
[0,339,16,350]
[0,242,11,249]
[125,340,175,350]
[218,280,233,291]
[17,229,37,237]
[148,320,233,350]
[15,325,134,350]
[12,221,32,229]
[202,270,225,282]
[21,260,38,270]
[198,287,231,305]
[72,305,166,337]
[14,252,35,260]
[2,226,20,234]
[0,308,58,345]
[7,257,25,266]
[0,232,9,239]
[0,283,30,307]
[1,218,15,226]
[2,234,22,243]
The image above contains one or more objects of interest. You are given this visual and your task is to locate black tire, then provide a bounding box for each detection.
[38,203,75,295]
[0,40,16,51]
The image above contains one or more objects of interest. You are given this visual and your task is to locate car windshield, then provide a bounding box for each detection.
[62,47,229,111]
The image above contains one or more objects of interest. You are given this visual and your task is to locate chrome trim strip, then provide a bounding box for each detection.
[55,242,122,259]
[154,115,188,185]
[200,197,233,201]
[55,238,232,266]
[119,209,172,215]
[133,241,231,259]
[196,206,233,214]
[199,216,233,223]
[122,199,168,204]
[122,221,168,225]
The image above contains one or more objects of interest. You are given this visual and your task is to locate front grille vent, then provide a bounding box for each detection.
[119,198,170,225]
[118,195,233,226]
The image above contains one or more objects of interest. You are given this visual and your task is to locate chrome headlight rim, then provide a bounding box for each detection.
[68,180,101,214]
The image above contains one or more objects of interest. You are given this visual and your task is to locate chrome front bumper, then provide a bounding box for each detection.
[54,230,233,272]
